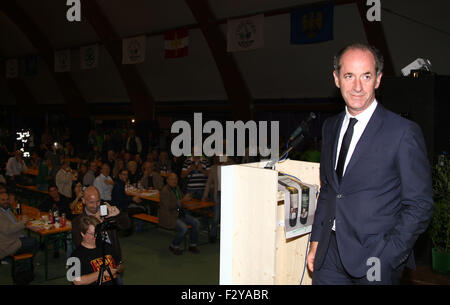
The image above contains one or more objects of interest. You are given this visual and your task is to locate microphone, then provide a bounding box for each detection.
[264,112,317,169]
[288,112,316,143]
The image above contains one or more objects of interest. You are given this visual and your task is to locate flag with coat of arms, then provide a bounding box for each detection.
[290,1,334,44]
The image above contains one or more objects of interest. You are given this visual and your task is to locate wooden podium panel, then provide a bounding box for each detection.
[220,159,320,285]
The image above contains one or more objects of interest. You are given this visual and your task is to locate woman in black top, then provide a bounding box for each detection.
[70,215,122,285]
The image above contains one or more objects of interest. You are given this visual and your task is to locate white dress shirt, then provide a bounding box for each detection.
[93,174,114,201]
[334,99,378,175]
[55,168,73,198]
[332,99,378,231]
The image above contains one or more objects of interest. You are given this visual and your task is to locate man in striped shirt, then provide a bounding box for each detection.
[181,154,210,200]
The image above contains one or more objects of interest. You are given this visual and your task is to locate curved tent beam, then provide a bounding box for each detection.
[81,0,154,122]
[186,0,253,121]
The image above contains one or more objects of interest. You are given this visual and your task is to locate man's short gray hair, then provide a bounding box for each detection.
[333,42,384,76]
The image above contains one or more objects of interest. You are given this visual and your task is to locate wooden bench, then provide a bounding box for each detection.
[131,213,192,249]
[132,213,159,224]
[132,213,192,229]
[12,253,33,261]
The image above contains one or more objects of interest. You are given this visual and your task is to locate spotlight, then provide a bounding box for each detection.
[401,58,432,77]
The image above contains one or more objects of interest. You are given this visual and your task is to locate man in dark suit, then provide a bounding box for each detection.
[307,43,433,285]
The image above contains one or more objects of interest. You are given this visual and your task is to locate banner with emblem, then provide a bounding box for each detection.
[80,44,99,70]
[122,35,146,64]
[54,49,71,72]
[164,29,189,59]
[227,14,264,52]
[5,59,19,79]
[290,1,334,44]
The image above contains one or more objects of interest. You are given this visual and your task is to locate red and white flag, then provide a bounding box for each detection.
[164,29,189,59]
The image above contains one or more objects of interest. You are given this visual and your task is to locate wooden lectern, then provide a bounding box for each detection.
[220,159,320,285]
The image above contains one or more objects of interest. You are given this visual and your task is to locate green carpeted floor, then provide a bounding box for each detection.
[0,224,220,285]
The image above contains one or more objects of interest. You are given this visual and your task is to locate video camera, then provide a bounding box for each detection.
[95,218,117,236]
[93,204,119,286]
[95,203,118,237]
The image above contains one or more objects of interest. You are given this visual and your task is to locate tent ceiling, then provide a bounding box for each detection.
[0,0,449,107]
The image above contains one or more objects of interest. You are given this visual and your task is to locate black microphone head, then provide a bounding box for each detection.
[291,134,305,149]
[289,113,316,143]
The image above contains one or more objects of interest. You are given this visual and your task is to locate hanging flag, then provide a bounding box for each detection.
[290,2,334,44]
[164,29,189,59]
[227,14,264,52]
[80,44,99,69]
[25,55,39,76]
[5,59,19,79]
[54,49,71,72]
[122,35,146,64]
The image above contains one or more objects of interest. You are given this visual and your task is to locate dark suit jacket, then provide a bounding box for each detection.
[311,104,433,278]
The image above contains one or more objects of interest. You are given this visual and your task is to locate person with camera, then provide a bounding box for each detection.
[71,215,122,285]
[71,186,130,266]
[181,148,210,199]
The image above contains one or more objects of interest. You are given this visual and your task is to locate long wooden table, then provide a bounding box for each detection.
[26,221,72,281]
[15,206,72,281]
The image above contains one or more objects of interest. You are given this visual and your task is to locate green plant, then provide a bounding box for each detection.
[430,155,450,253]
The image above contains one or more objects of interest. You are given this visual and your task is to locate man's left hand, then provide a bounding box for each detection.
[105,203,120,217]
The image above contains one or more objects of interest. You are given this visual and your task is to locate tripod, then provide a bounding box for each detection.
[96,230,117,285]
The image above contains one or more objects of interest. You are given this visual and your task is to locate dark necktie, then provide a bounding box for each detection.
[336,118,358,182]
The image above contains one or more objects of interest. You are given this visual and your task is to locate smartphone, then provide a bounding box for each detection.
[100,204,108,217]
